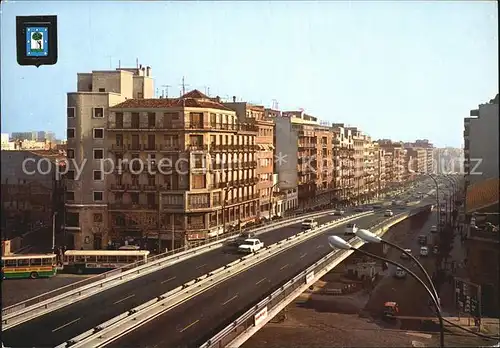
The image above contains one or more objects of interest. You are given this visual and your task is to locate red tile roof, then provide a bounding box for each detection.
[112,89,232,111]
[466,178,499,213]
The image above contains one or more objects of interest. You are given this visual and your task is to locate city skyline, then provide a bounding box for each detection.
[1,1,498,147]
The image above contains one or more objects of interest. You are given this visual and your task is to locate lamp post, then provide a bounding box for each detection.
[328,235,445,348]
[52,212,58,253]
[420,172,441,232]
[269,180,289,221]
[442,175,457,224]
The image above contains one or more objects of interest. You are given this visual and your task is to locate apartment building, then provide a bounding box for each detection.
[330,124,355,204]
[363,137,378,199]
[414,139,434,174]
[224,99,275,218]
[346,127,368,203]
[404,145,427,177]
[378,140,408,184]
[464,94,499,187]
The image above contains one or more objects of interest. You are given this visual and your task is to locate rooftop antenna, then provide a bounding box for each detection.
[136,58,139,69]
[179,76,190,96]
[118,60,121,69]
[203,86,211,96]
[105,55,112,69]
[272,99,279,110]
[162,84,172,98]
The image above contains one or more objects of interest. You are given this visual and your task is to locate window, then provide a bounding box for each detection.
[93,170,103,181]
[192,174,206,189]
[115,113,124,128]
[67,149,75,159]
[93,107,104,118]
[93,149,104,159]
[116,134,123,146]
[65,212,80,227]
[93,191,104,201]
[98,88,105,92]
[67,128,75,139]
[148,112,156,127]
[66,191,75,201]
[93,128,104,139]
[66,170,75,180]
[67,107,75,118]
[93,213,103,222]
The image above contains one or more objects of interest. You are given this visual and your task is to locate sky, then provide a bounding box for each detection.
[1,1,498,148]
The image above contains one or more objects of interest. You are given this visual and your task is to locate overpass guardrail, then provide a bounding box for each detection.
[2,207,367,329]
[53,211,375,348]
[200,204,432,348]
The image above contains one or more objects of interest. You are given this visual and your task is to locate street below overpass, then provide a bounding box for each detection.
[3,209,359,347]
[105,213,406,348]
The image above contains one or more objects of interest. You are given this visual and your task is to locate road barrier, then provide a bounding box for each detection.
[200,204,433,348]
[2,207,353,327]
[54,211,375,348]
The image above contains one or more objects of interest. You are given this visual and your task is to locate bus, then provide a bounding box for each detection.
[63,250,150,274]
[1,254,58,279]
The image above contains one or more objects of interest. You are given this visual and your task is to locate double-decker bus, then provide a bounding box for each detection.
[63,250,150,274]
[1,254,58,279]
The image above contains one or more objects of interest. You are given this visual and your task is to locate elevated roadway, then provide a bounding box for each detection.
[3,209,360,347]
[104,212,404,348]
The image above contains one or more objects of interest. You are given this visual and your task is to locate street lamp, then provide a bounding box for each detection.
[328,235,445,348]
[269,180,290,220]
[420,172,441,232]
[52,212,58,253]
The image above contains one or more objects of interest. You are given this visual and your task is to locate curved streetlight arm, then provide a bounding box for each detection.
[351,247,445,348]
[423,173,441,230]
[380,239,439,303]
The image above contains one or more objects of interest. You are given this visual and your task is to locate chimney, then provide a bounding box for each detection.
[232,96,236,102]
[139,64,142,70]
[146,66,151,76]
[216,95,221,103]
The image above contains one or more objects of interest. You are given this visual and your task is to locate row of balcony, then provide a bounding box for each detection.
[109,143,260,153]
[211,161,257,170]
[109,122,259,133]
[109,179,259,192]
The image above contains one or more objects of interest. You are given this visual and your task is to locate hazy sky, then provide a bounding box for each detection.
[1,1,498,147]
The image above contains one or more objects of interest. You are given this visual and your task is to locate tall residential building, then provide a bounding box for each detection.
[223,99,275,218]
[464,94,499,187]
[413,139,434,174]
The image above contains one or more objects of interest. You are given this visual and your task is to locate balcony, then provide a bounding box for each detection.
[186,223,206,230]
[110,184,125,191]
[187,144,208,151]
[142,184,158,191]
[108,202,158,210]
[188,203,211,209]
[126,184,141,191]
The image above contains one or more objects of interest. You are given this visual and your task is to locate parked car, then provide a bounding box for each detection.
[302,218,318,230]
[384,210,394,217]
[420,246,429,257]
[237,238,264,253]
[433,245,439,255]
[344,223,358,235]
[400,248,412,259]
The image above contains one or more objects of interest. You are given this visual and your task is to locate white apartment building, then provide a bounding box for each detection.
[464,94,499,186]
[65,65,154,249]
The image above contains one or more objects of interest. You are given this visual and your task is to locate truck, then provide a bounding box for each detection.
[302,218,318,230]
[237,238,264,253]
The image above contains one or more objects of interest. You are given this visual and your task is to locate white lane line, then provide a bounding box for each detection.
[255,278,267,285]
[316,244,323,249]
[196,263,207,269]
[113,294,135,305]
[280,264,289,270]
[300,252,307,259]
[161,276,176,284]
[179,319,199,333]
[52,318,81,332]
[222,294,238,306]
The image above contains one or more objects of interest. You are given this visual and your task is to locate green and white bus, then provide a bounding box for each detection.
[1,254,58,279]
[63,250,150,274]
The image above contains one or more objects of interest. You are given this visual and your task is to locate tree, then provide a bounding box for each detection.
[32,32,43,49]
[122,212,158,248]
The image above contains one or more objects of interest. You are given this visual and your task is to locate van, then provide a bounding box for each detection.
[344,223,358,235]
[302,218,318,230]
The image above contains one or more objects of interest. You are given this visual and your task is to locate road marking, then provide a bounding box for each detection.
[161,276,176,284]
[179,319,199,333]
[316,244,323,249]
[113,294,135,304]
[196,263,207,269]
[300,253,307,258]
[255,278,267,285]
[280,264,289,270]
[52,318,81,332]
[222,294,238,306]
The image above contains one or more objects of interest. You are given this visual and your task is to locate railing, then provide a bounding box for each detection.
[2,206,353,317]
[200,204,433,348]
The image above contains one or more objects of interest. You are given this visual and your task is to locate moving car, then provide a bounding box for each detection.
[420,246,429,257]
[344,223,358,235]
[230,232,257,247]
[394,267,406,279]
[384,209,394,217]
[430,225,438,233]
[330,210,345,216]
[237,238,264,253]
[302,218,318,230]
[400,248,412,259]
[418,234,428,245]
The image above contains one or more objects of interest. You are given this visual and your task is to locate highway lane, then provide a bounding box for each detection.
[104,214,391,348]
[2,210,356,347]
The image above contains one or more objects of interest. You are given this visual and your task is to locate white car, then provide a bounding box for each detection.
[420,246,429,257]
[394,267,406,279]
[400,248,412,259]
[330,210,345,216]
[237,238,264,253]
[344,223,358,235]
[384,210,394,217]
[430,225,438,233]
[302,218,318,230]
